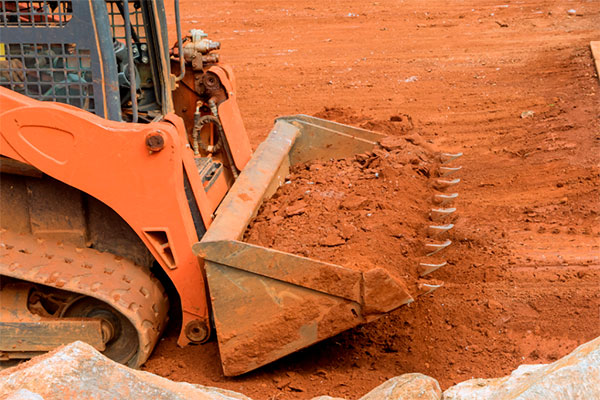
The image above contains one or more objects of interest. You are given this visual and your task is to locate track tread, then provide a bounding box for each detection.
[0,229,169,367]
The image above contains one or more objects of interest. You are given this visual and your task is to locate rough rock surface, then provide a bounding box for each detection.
[442,336,600,400]
[1,337,599,400]
[0,341,252,400]
[359,373,442,400]
[5,390,45,400]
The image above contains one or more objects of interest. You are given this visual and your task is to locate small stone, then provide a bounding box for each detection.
[314,369,328,379]
[340,195,369,210]
[468,344,483,353]
[337,223,356,240]
[320,232,346,247]
[380,136,407,151]
[288,383,304,392]
[486,299,503,310]
[270,215,284,224]
[520,110,535,118]
[359,373,441,400]
[567,9,576,15]
[273,376,291,390]
[285,201,307,217]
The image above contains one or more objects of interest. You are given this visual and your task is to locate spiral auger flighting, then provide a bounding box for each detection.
[419,152,463,278]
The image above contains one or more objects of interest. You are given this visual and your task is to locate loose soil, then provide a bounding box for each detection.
[244,127,437,287]
[144,1,600,399]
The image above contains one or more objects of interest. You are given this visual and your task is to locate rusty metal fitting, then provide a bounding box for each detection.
[100,319,115,344]
[188,29,220,54]
[145,131,165,152]
[185,319,209,342]
[202,72,221,91]
[182,29,220,71]
[202,54,220,64]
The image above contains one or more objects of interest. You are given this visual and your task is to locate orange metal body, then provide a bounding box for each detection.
[0,86,231,346]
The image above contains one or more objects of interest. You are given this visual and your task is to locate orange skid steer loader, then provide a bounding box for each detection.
[0,0,458,375]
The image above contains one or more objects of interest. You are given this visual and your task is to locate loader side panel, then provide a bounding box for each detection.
[0,171,154,269]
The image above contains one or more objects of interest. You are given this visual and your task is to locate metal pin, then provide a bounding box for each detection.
[428,224,454,236]
[419,261,447,276]
[441,152,463,164]
[434,193,458,205]
[436,178,460,189]
[431,207,456,220]
[425,239,452,256]
[439,166,462,176]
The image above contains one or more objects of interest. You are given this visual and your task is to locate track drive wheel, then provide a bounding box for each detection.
[61,297,139,365]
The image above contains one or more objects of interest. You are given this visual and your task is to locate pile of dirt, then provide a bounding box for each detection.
[244,121,439,291]
[314,107,415,136]
[237,110,459,381]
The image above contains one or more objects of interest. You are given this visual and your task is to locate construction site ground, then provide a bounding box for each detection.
[144,1,600,399]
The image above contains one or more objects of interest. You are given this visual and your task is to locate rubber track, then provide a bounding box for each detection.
[0,229,169,368]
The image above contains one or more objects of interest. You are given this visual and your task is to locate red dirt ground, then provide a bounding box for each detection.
[144,1,600,399]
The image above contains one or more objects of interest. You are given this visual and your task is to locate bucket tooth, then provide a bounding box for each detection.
[435,178,460,189]
[430,207,456,221]
[433,193,458,205]
[424,239,452,256]
[439,166,462,176]
[419,261,447,276]
[440,152,463,164]
[428,224,454,236]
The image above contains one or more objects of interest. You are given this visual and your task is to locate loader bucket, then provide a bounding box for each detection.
[193,115,415,376]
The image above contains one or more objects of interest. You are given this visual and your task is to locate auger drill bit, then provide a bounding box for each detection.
[434,193,458,205]
[439,166,462,176]
[417,281,443,295]
[424,239,452,256]
[430,207,456,221]
[435,178,461,189]
[440,152,463,164]
[419,151,462,277]
[419,261,447,276]
[428,224,454,236]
